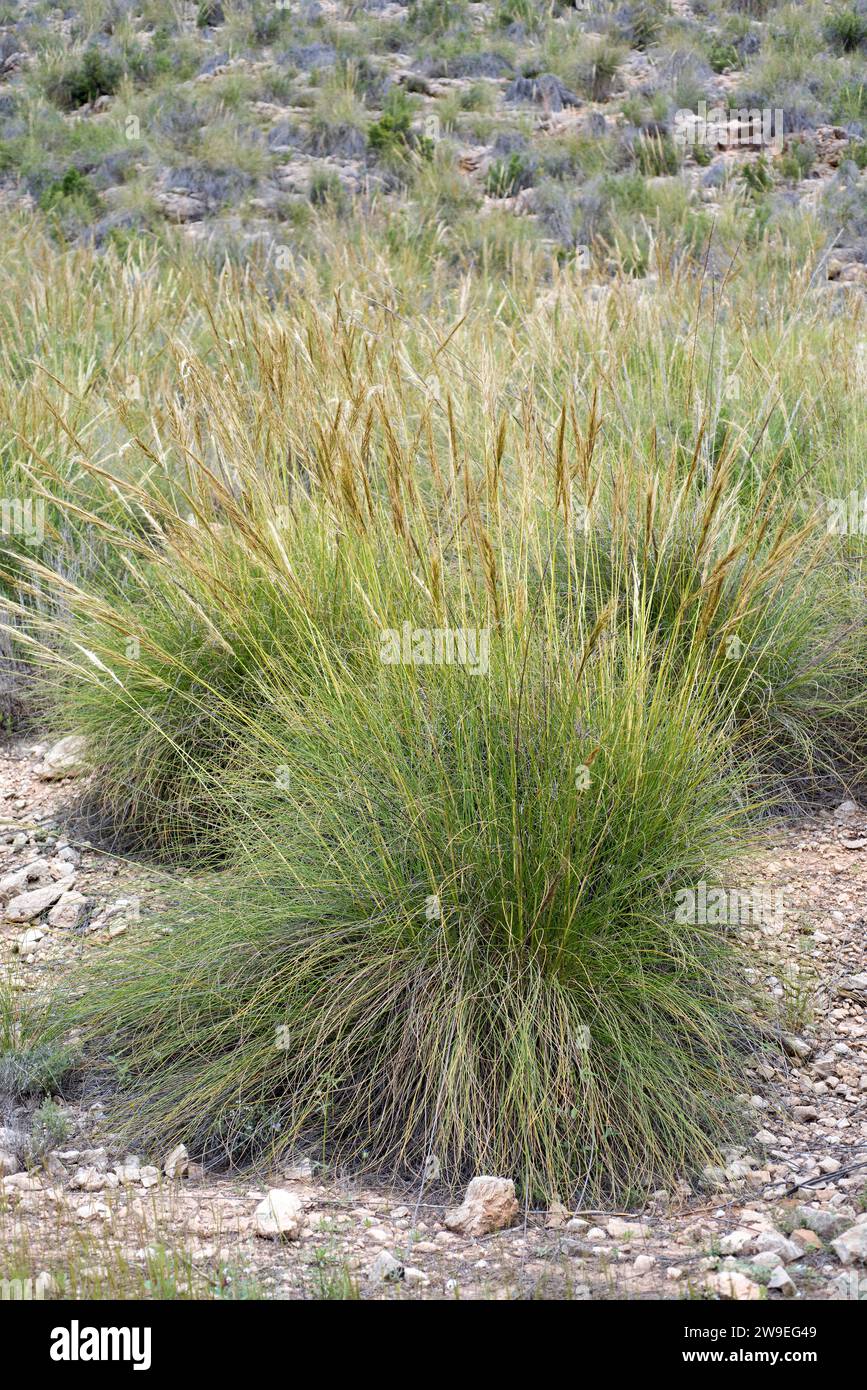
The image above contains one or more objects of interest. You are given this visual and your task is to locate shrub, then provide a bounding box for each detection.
[496,0,543,32]
[407,0,468,37]
[727,0,773,15]
[0,981,75,1101]
[832,79,867,124]
[196,0,225,27]
[28,1098,70,1159]
[46,47,123,111]
[306,72,369,159]
[779,139,815,182]
[824,7,867,54]
[635,132,681,176]
[849,140,867,169]
[708,40,740,74]
[309,167,348,211]
[619,2,666,51]
[534,179,581,244]
[368,90,433,162]
[37,167,100,217]
[581,42,624,103]
[740,155,773,195]
[485,151,534,197]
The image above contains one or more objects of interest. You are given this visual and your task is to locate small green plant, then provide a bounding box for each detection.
[251,3,290,43]
[779,140,815,182]
[310,1250,361,1299]
[740,155,773,195]
[407,0,467,37]
[776,960,816,1034]
[309,167,347,212]
[728,0,771,16]
[635,132,681,177]
[460,83,495,113]
[708,40,740,74]
[849,140,867,169]
[46,47,123,111]
[496,0,543,32]
[368,90,432,161]
[29,1099,70,1159]
[485,151,532,197]
[825,7,867,54]
[38,168,100,217]
[0,980,74,1101]
[833,80,867,123]
[621,95,646,126]
[197,0,225,27]
[621,2,665,51]
[0,1041,74,1099]
[584,43,623,103]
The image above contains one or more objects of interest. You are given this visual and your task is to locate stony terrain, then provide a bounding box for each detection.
[0,1,865,289]
[2,736,866,1300]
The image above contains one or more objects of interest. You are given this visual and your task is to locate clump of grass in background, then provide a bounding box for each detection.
[306,68,368,159]
[18,469,322,858]
[485,150,533,197]
[708,39,741,74]
[824,6,867,55]
[581,42,624,103]
[28,1098,70,1160]
[408,0,469,40]
[368,88,433,164]
[197,0,226,29]
[0,213,200,730]
[46,47,123,111]
[779,138,816,182]
[544,415,867,799]
[619,2,667,52]
[635,132,681,177]
[0,979,75,1101]
[38,167,101,219]
[740,155,773,195]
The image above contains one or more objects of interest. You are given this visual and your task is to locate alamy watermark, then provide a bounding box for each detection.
[833,1270,867,1300]
[49,1321,151,1371]
[827,491,867,535]
[1,497,44,546]
[1,1274,51,1300]
[380,622,490,676]
[674,102,784,153]
[674,881,784,928]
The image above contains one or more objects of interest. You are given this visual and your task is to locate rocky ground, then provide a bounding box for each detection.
[1,735,866,1300]
[0,2,865,293]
